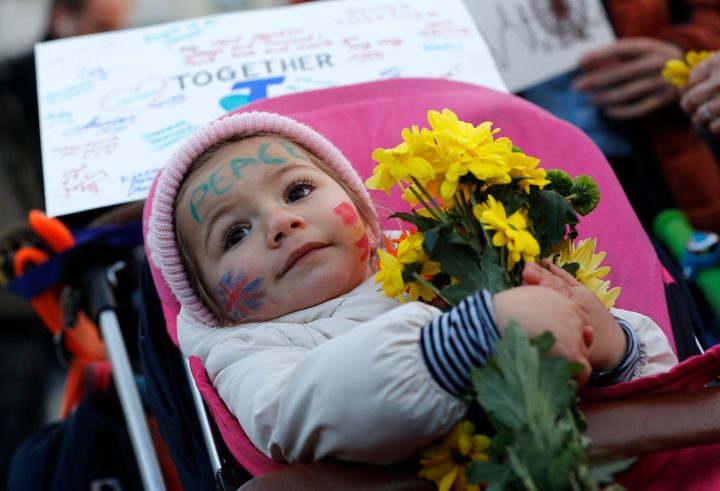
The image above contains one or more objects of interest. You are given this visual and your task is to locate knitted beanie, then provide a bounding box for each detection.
[147,111,382,326]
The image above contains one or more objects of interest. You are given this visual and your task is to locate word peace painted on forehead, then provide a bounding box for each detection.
[188,140,306,224]
[214,270,265,320]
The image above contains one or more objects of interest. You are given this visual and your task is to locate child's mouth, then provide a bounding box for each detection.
[278,242,329,278]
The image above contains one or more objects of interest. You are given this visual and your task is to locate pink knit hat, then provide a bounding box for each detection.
[146,111,382,326]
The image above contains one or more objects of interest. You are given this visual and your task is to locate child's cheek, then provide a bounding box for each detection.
[333,202,369,262]
[213,270,266,320]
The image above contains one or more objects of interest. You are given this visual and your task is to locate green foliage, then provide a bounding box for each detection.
[388,211,438,232]
[423,231,511,307]
[465,323,632,490]
[560,262,581,277]
[570,176,601,216]
[528,190,578,255]
[545,170,574,197]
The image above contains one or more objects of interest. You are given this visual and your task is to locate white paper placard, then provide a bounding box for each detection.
[464,0,616,92]
[35,0,505,217]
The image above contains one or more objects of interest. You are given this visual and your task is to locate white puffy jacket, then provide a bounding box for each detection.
[177,276,677,464]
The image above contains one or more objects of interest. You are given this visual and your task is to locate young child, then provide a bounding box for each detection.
[146,111,677,465]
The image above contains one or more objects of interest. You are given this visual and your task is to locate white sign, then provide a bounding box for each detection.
[35,0,505,217]
[464,0,616,92]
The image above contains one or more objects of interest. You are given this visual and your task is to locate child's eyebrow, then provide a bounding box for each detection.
[266,161,320,180]
[201,162,321,250]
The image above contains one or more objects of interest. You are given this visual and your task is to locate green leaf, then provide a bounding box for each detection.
[471,322,543,430]
[468,322,623,490]
[426,232,510,297]
[530,331,556,354]
[477,245,511,293]
[587,457,635,484]
[547,424,585,490]
[479,182,529,216]
[529,190,578,247]
[387,211,438,231]
[437,282,478,306]
[465,461,511,487]
[560,262,580,278]
[421,223,453,255]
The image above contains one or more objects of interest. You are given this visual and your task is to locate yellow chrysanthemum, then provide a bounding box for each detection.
[419,420,490,491]
[366,146,436,195]
[428,109,498,151]
[438,140,513,201]
[375,231,440,302]
[506,151,550,193]
[662,50,715,87]
[552,238,621,308]
[473,196,540,271]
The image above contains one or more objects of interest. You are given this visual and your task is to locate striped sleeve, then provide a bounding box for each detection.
[588,317,641,387]
[419,290,500,397]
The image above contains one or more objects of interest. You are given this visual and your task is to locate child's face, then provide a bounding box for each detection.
[176,136,373,323]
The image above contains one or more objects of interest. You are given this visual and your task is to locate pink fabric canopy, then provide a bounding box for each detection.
[143,78,720,488]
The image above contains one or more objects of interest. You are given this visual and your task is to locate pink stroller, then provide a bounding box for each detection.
[142,78,720,490]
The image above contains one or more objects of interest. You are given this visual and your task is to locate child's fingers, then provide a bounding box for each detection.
[522,262,571,295]
[574,357,592,387]
[540,259,583,287]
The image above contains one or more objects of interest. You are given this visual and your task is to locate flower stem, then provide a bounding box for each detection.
[408,186,442,222]
[411,177,447,221]
[412,272,455,307]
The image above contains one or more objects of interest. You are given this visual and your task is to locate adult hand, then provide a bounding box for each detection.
[680,52,720,133]
[493,284,593,385]
[574,37,683,120]
[522,261,627,372]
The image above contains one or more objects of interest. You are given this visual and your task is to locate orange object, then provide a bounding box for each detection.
[14,211,107,417]
[28,209,74,252]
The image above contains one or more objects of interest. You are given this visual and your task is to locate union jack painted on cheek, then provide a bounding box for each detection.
[333,202,370,262]
[214,271,266,319]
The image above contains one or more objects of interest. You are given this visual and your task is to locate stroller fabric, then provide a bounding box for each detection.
[7,390,142,491]
[143,78,720,489]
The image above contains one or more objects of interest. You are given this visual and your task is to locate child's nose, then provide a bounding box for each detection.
[267,210,305,247]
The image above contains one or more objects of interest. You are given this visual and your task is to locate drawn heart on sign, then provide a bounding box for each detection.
[101,78,166,112]
[219,93,251,112]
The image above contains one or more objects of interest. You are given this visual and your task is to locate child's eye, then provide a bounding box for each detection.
[285,180,315,203]
[223,224,250,250]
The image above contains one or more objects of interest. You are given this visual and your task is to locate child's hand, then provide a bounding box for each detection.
[492,285,593,385]
[522,261,627,372]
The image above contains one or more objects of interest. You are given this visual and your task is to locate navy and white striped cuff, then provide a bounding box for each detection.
[419,290,500,397]
[588,317,640,387]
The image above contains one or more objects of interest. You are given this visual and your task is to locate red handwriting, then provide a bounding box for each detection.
[62,164,109,198]
[52,136,118,160]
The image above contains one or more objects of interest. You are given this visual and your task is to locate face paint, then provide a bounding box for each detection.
[334,201,369,263]
[355,234,370,262]
[209,167,232,196]
[333,202,359,226]
[189,183,210,224]
[278,140,307,160]
[214,270,266,319]
[258,143,286,165]
[187,139,303,224]
[229,157,260,178]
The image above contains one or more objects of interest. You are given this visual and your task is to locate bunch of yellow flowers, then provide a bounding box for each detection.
[366,109,617,311]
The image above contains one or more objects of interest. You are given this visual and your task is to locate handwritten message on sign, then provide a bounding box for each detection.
[36,0,505,217]
[464,0,615,92]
